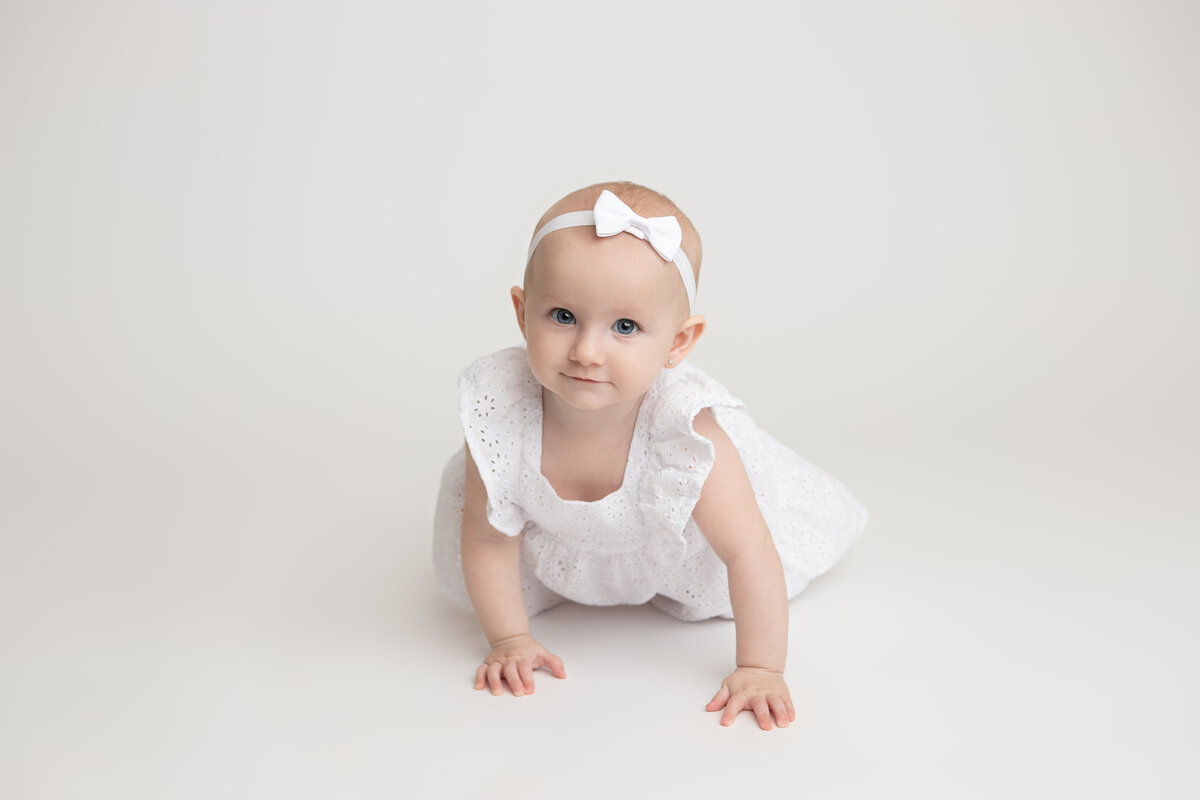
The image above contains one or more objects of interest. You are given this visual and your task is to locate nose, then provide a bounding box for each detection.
[569,326,606,367]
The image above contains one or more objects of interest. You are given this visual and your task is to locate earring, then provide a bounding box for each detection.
[667,359,675,366]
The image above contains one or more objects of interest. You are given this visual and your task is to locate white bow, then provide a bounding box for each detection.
[591,189,683,262]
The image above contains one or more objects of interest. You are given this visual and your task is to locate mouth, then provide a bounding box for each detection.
[565,374,603,384]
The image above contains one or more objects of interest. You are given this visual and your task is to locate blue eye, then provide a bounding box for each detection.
[613,319,639,335]
[552,308,575,325]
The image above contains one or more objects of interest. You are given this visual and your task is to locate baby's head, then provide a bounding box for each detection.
[512,181,707,412]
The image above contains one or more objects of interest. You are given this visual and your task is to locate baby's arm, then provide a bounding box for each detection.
[690,410,795,730]
[460,445,565,696]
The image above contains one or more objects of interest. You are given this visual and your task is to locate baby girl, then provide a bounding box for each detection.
[433,181,867,729]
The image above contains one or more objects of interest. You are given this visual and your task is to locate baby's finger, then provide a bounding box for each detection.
[475,663,488,690]
[768,695,790,728]
[518,661,535,694]
[539,652,567,679]
[706,685,730,712]
[721,693,746,726]
[487,661,505,696]
[784,695,796,722]
[751,697,773,730]
[503,662,525,696]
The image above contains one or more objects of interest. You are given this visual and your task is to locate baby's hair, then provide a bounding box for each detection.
[531,180,703,287]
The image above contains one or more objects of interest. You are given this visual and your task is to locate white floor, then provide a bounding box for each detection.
[3,417,1195,799]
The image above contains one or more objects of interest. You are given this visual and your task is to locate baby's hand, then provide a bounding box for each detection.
[475,633,566,697]
[706,667,796,730]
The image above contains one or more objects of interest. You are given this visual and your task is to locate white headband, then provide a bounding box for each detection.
[526,189,697,311]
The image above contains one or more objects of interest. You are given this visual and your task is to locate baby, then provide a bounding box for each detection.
[433,181,867,730]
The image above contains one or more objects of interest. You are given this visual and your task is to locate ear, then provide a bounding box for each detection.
[511,286,528,340]
[665,314,706,367]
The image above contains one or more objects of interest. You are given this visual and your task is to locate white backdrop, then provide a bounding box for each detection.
[2,2,1197,798]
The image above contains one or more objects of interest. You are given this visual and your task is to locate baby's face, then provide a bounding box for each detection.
[516,228,690,414]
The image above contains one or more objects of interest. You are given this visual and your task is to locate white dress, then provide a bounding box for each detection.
[432,347,868,622]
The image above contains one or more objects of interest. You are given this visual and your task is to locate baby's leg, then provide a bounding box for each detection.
[650,594,734,621]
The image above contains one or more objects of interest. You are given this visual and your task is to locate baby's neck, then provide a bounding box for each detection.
[539,388,645,503]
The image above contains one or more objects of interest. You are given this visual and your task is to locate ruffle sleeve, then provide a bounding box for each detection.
[633,363,746,558]
[457,346,539,537]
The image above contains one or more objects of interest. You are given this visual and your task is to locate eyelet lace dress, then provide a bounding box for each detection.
[432,347,868,622]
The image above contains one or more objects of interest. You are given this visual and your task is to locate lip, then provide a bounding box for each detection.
[564,374,603,384]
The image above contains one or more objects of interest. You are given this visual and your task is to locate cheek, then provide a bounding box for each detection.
[525,331,559,376]
[622,342,668,384]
